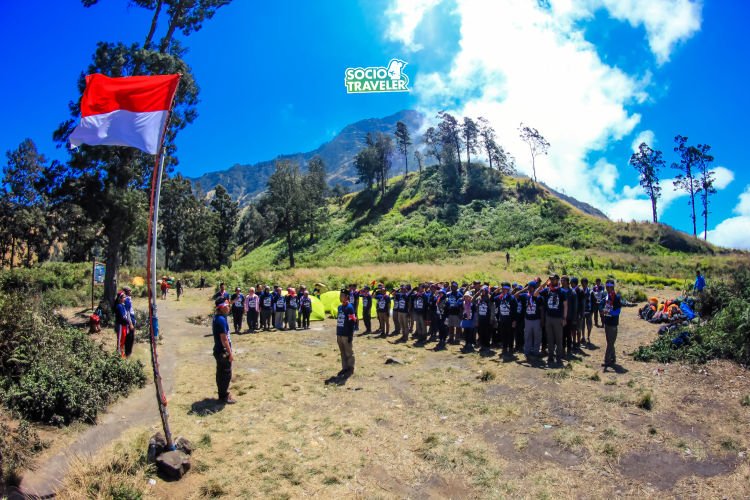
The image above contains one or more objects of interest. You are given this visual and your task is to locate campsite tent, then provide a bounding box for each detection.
[281,289,326,321]
[318,290,366,318]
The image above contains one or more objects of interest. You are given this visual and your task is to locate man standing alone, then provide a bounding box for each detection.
[328,289,357,384]
[212,298,236,404]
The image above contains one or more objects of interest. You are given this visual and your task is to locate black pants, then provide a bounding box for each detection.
[437,320,448,347]
[464,327,476,346]
[515,320,525,351]
[478,321,492,348]
[260,309,272,330]
[246,309,258,331]
[428,313,440,339]
[124,329,135,357]
[214,352,232,400]
[499,321,514,353]
[362,314,371,332]
[301,309,311,328]
[563,321,576,353]
[232,307,244,332]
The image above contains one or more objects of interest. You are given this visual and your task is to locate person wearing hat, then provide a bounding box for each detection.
[516,280,544,358]
[230,287,245,334]
[114,290,134,358]
[285,288,299,330]
[212,298,236,404]
[579,278,596,346]
[329,288,357,383]
[360,286,373,334]
[602,279,622,370]
[537,274,567,365]
[494,282,518,357]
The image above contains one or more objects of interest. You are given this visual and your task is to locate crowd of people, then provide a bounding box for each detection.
[210,274,625,395]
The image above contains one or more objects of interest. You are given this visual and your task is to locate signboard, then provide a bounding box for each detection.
[94,262,106,285]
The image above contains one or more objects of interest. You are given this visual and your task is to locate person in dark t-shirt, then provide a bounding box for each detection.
[212,298,236,404]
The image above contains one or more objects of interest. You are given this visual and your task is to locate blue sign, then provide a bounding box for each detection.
[94,263,106,284]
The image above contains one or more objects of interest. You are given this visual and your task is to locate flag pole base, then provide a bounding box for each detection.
[148,432,193,480]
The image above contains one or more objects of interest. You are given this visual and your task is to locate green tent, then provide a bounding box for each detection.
[309,295,326,321]
[319,290,366,318]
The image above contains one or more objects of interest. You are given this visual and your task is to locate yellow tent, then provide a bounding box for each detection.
[280,290,326,321]
[319,290,367,318]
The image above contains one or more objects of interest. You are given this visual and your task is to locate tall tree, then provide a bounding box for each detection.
[629,142,664,224]
[210,184,239,266]
[461,117,479,168]
[303,156,327,242]
[265,160,304,267]
[55,0,228,303]
[423,126,442,166]
[672,135,703,237]
[414,150,423,176]
[477,117,497,169]
[372,133,394,196]
[354,139,378,190]
[695,143,715,240]
[394,121,412,177]
[159,173,194,269]
[518,123,550,183]
[437,111,462,174]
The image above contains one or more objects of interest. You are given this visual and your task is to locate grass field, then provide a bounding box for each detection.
[51,288,750,498]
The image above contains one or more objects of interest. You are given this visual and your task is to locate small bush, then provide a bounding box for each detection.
[636,391,654,411]
[0,419,47,485]
[478,370,496,382]
[741,395,750,407]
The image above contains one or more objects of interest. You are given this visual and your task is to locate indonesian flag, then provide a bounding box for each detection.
[69,74,181,155]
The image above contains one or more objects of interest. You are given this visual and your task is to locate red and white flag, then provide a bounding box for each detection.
[69,74,180,155]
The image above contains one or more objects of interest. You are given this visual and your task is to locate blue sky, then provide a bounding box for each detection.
[1,0,748,248]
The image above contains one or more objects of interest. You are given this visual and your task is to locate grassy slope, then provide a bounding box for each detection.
[227,168,748,290]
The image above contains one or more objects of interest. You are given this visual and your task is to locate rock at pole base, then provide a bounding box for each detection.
[156,450,191,480]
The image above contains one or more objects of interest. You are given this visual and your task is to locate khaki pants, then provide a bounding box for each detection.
[412,313,426,338]
[604,324,618,366]
[545,315,564,361]
[396,311,409,338]
[377,311,390,333]
[337,335,355,374]
[524,319,542,355]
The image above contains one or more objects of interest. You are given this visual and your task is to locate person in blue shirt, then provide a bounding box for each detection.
[494,282,518,357]
[394,284,410,342]
[212,298,236,404]
[516,280,544,358]
[444,282,463,344]
[285,288,299,330]
[602,279,622,370]
[327,289,357,385]
[374,284,391,337]
[114,290,134,358]
[272,285,286,330]
[694,270,706,293]
[537,274,568,366]
[411,284,429,341]
[230,287,245,334]
[259,285,273,331]
[578,278,596,346]
[360,286,373,334]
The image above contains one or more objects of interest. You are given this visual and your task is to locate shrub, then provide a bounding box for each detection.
[0,419,47,485]
[0,292,146,424]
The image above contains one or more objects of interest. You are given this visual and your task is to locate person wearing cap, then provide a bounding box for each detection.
[517,280,544,358]
[494,282,518,357]
[259,285,273,331]
[330,289,357,383]
[602,279,622,370]
[285,288,299,330]
[393,284,409,341]
[473,286,495,353]
[537,274,567,365]
[114,291,134,358]
[272,285,286,330]
[299,290,313,329]
[445,282,463,344]
[579,278,596,346]
[212,298,236,404]
[561,276,578,356]
[230,287,245,334]
[244,287,260,332]
[374,284,391,337]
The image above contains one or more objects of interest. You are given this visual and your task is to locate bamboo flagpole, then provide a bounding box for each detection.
[146,76,181,450]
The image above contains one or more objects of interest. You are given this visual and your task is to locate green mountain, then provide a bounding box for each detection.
[191,109,424,204]
[227,166,743,289]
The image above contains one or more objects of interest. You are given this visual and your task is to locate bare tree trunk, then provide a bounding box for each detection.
[103,224,123,307]
[651,196,658,224]
[144,0,163,49]
[10,235,15,270]
[689,188,697,237]
[486,146,493,169]
[286,227,295,268]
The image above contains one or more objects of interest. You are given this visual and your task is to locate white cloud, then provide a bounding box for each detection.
[592,0,703,65]
[631,129,655,152]
[735,184,750,216]
[706,216,750,250]
[713,166,734,190]
[385,0,441,51]
[386,0,704,219]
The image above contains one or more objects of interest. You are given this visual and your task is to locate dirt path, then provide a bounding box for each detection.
[16,289,211,498]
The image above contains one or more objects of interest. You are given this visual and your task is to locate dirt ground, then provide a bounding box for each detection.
[21,287,750,498]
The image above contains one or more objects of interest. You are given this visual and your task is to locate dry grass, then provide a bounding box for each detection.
[52,289,750,499]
